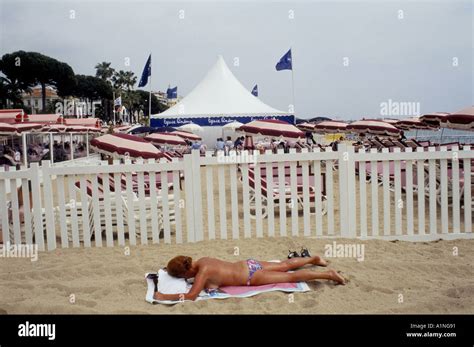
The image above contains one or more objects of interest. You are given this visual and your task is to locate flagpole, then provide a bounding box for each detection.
[290,46,296,118]
[148,53,152,126]
[113,91,116,125]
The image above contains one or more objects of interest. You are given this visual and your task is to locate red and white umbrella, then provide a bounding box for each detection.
[171,130,202,141]
[297,122,316,131]
[419,112,449,128]
[443,106,474,131]
[394,117,434,130]
[237,119,304,139]
[0,122,43,135]
[90,133,165,159]
[145,132,188,146]
[313,120,348,133]
[347,119,401,137]
[41,124,67,132]
[65,125,102,133]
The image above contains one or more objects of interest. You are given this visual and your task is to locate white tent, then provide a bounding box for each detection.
[151,55,293,145]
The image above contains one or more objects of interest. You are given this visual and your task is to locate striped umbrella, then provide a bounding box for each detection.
[237,119,304,139]
[313,120,348,133]
[419,112,449,128]
[0,122,43,135]
[394,117,434,130]
[443,106,474,131]
[145,132,188,146]
[177,122,203,134]
[171,130,202,141]
[65,125,102,133]
[41,124,67,132]
[90,133,165,159]
[297,122,316,131]
[347,120,401,137]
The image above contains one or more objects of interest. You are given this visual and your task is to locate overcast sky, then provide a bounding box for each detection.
[0,0,472,119]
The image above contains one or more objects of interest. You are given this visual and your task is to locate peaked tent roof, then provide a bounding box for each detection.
[152,55,288,118]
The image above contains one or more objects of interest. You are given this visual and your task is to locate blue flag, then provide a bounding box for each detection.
[251,84,258,97]
[275,49,292,71]
[167,86,178,99]
[138,54,151,87]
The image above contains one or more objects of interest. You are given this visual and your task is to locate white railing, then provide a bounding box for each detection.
[0,145,473,251]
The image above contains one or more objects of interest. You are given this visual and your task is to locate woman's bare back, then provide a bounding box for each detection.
[195,257,249,289]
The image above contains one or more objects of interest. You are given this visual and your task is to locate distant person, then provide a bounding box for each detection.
[215,138,225,152]
[191,141,201,151]
[225,136,233,149]
[399,131,407,141]
[305,131,316,145]
[234,136,243,149]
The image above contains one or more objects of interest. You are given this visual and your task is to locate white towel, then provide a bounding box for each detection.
[157,269,191,294]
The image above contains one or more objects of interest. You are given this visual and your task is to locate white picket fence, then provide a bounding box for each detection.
[0,144,473,251]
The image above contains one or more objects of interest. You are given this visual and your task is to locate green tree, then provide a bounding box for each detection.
[95,62,115,83]
[0,51,76,112]
[0,75,25,108]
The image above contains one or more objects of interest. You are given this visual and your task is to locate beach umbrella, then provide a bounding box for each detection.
[347,119,401,137]
[297,122,316,131]
[0,122,43,135]
[153,126,178,133]
[171,130,202,141]
[90,133,165,159]
[65,125,102,133]
[41,124,67,132]
[313,120,348,133]
[222,121,243,131]
[177,122,203,134]
[145,133,188,146]
[419,112,449,128]
[237,119,304,139]
[128,126,155,134]
[222,121,244,138]
[294,117,308,125]
[443,106,474,131]
[394,117,433,130]
[308,116,332,123]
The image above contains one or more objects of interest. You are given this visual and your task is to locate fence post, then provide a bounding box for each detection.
[42,161,57,251]
[30,163,45,251]
[183,152,195,242]
[338,143,356,238]
[191,150,203,241]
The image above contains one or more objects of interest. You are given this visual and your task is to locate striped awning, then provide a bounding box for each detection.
[0,122,43,135]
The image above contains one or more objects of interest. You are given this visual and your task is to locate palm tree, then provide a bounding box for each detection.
[123,71,137,91]
[95,62,115,83]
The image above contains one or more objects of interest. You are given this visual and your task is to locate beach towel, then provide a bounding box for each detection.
[145,268,310,305]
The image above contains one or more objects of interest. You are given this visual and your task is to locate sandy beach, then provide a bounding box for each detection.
[1,236,473,314]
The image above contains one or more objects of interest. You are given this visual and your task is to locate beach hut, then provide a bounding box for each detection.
[150,55,293,145]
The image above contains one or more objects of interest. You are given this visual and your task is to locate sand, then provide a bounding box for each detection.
[0,236,473,314]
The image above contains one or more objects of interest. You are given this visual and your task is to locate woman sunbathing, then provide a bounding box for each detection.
[153,255,346,301]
